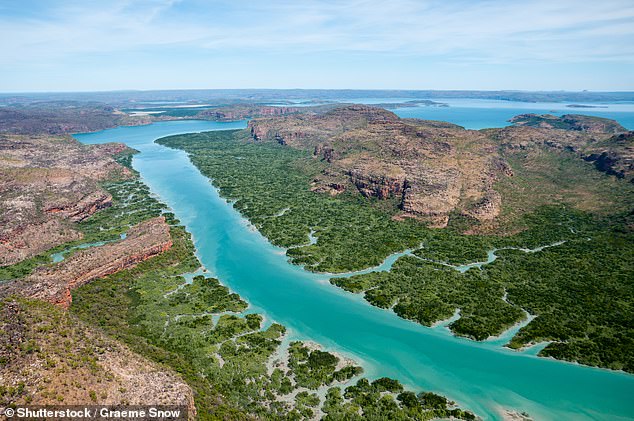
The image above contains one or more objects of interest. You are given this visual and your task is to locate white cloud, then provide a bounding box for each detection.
[1,0,633,65]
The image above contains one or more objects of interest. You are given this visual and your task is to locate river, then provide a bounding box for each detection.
[75,120,634,421]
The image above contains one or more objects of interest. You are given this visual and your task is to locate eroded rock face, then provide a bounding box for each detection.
[203,105,304,122]
[0,135,132,266]
[347,169,405,199]
[491,125,633,183]
[4,217,172,308]
[582,132,634,182]
[248,106,632,226]
[0,219,83,266]
[249,105,508,226]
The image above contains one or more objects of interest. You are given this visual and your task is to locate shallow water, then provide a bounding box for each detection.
[50,233,126,263]
[75,120,634,421]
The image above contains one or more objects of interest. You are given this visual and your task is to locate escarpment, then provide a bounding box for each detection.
[200,105,306,121]
[248,105,509,227]
[3,217,173,308]
[0,135,133,266]
[247,106,632,228]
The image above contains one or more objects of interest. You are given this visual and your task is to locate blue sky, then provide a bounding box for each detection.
[1,0,633,92]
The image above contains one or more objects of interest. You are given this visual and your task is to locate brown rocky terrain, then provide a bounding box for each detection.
[491,122,633,182]
[509,113,626,134]
[249,105,511,226]
[199,104,305,121]
[0,104,149,135]
[248,105,632,228]
[195,103,341,122]
[0,298,196,418]
[0,121,193,418]
[0,135,133,266]
[583,131,634,182]
[3,217,172,308]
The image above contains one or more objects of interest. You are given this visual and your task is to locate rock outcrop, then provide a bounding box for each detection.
[248,105,507,226]
[0,135,133,266]
[492,124,633,182]
[583,132,634,182]
[201,105,305,122]
[247,106,632,227]
[4,217,173,308]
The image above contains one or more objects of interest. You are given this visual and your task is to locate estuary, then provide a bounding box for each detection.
[76,120,634,421]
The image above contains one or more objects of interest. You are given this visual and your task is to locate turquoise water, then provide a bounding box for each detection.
[75,120,634,421]
[328,98,634,130]
[393,99,634,130]
[50,233,126,263]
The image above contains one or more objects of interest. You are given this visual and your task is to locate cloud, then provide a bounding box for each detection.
[0,0,633,91]
[1,0,633,65]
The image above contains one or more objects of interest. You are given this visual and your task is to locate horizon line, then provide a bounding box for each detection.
[2,88,634,95]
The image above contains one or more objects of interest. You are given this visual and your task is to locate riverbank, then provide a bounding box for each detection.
[74,120,634,420]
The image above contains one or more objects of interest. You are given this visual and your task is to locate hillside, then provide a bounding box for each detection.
[248,105,632,231]
[1,297,196,415]
[159,106,634,372]
[249,105,510,227]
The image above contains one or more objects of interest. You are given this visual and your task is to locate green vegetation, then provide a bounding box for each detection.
[0,297,158,409]
[56,171,471,419]
[322,378,476,421]
[287,342,363,389]
[0,177,170,282]
[158,129,634,373]
[1,156,473,418]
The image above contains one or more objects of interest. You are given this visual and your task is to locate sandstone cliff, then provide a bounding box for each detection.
[248,106,632,227]
[0,135,133,266]
[3,217,172,308]
[248,105,509,226]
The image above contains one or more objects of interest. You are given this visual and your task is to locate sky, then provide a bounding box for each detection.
[1,0,633,92]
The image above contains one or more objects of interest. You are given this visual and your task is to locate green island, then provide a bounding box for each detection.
[1,150,475,420]
[157,126,634,373]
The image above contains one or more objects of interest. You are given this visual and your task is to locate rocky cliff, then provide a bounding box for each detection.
[0,135,133,266]
[493,121,633,182]
[583,132,634,182]
[4,217,173,308]
[248,105,508,226]
[199,105,305,121]
[248,106,631,227]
